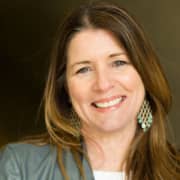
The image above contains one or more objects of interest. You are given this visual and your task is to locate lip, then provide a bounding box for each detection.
[91,95,126,112]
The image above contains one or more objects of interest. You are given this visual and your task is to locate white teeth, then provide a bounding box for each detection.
[94,97,123,108]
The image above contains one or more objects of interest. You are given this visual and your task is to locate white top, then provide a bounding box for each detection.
[93,170,125,180]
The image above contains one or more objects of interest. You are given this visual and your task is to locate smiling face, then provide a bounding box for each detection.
[66,29,145,137]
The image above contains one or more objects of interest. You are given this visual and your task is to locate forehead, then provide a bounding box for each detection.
[66,29,126,62]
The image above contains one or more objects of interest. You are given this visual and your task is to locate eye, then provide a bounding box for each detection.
[112,60,128,67]
[76,66,91,74]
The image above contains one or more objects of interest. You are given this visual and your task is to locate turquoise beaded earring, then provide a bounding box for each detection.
[137,99,153,132]
[70,109,81,137]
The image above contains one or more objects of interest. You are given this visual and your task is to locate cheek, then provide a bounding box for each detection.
[120,69,144,92]
[67,80,86,105]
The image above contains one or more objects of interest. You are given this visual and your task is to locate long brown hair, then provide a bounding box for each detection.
[41,1,180,179]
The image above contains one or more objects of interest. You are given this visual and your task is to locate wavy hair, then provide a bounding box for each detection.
[40,1,180,179]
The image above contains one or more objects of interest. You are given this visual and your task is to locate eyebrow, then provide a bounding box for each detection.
[109,52,126,58]
[70,60,91,69]
[70,52,126,68]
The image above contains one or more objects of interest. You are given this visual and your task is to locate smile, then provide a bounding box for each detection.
[92,96,125,109]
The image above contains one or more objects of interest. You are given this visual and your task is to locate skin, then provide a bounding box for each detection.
[66,29,145,171]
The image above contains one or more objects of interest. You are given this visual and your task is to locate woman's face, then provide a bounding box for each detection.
[66,29,145,136]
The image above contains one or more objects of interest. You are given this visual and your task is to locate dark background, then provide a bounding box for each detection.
[0,0,179,147]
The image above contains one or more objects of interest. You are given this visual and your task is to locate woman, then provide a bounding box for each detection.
[0,1,179,179]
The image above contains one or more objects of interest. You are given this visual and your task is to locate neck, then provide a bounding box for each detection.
[83,127,136,171]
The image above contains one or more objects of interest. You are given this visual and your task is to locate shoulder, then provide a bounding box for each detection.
[0,143,94,180]
[0,143,56,163]
[2,142,54,152]
[0,143,59,180]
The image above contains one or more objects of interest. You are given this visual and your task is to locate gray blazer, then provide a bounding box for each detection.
[0,143,94,180]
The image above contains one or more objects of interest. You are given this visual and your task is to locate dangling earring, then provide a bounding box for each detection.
[70,109,81,136]
[137,99,153,132]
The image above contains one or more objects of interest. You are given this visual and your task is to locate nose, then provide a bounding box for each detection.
[93,68,114,92]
